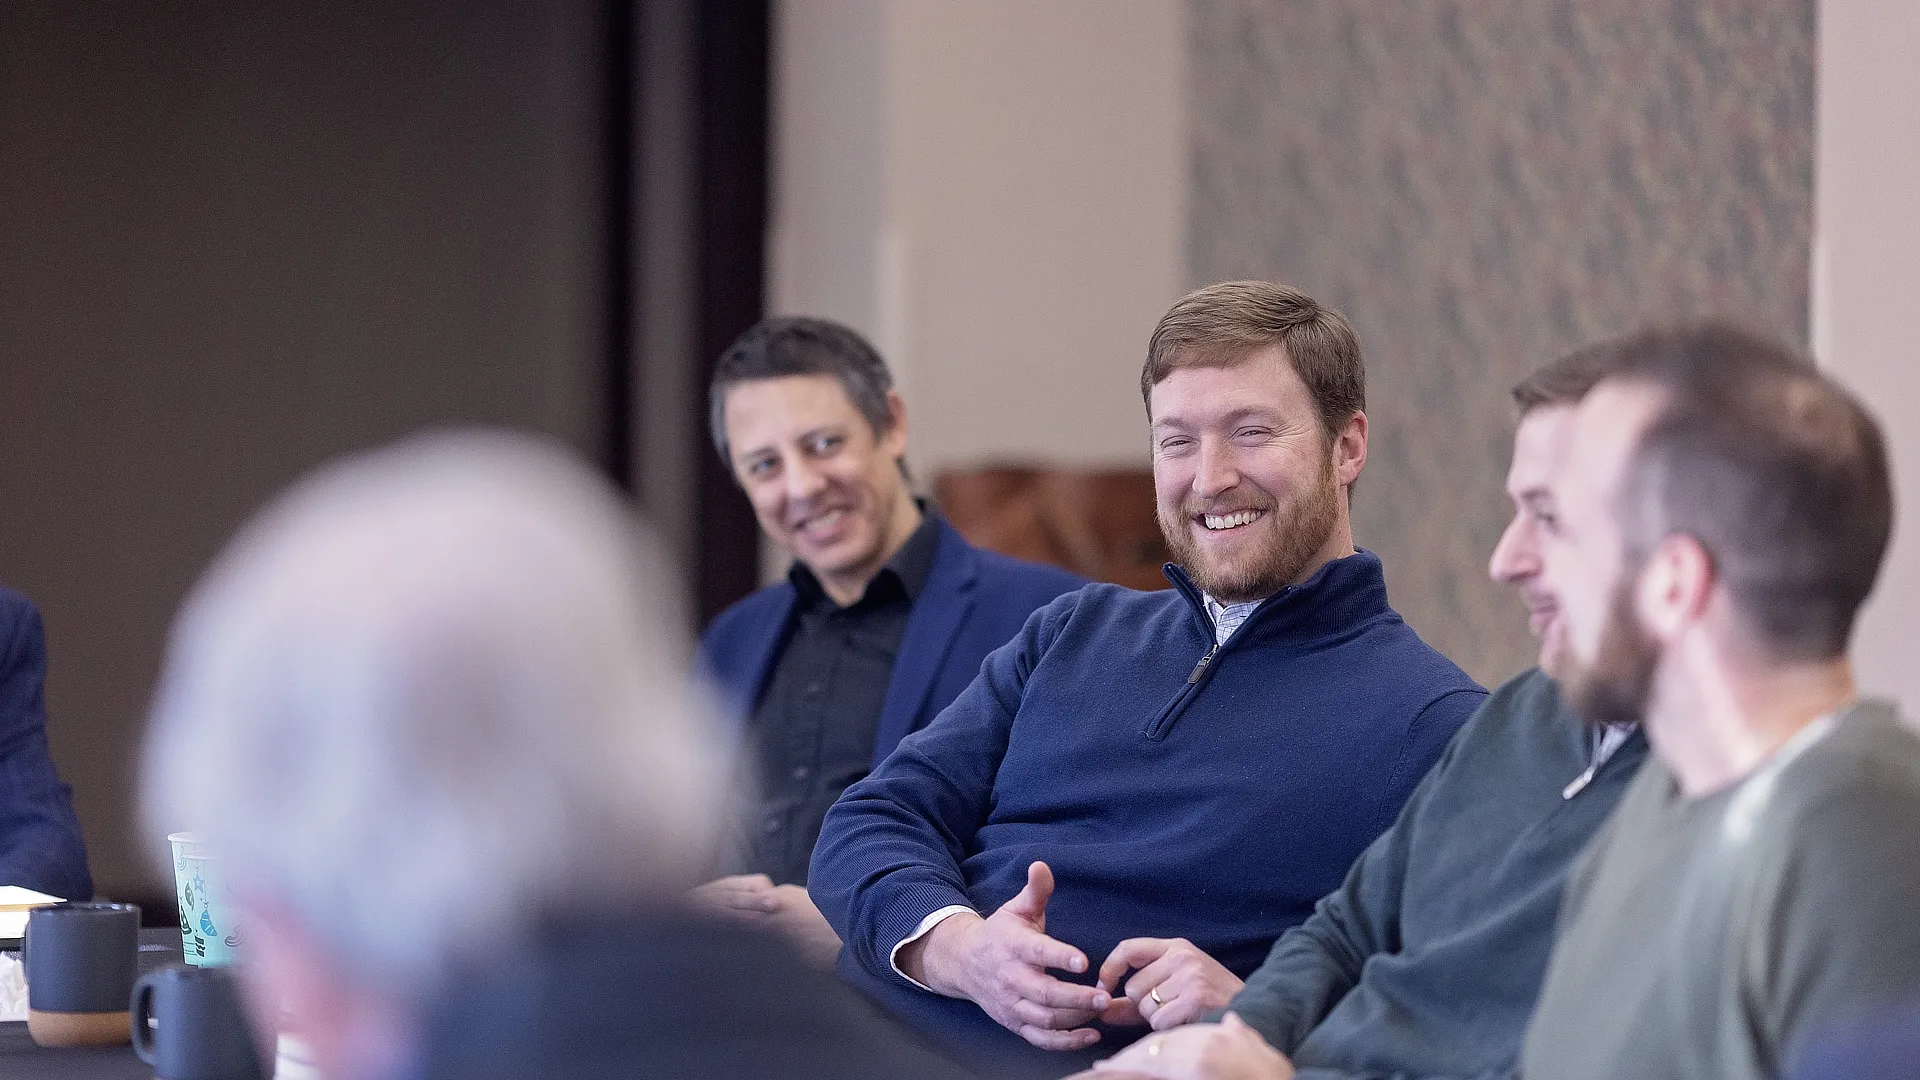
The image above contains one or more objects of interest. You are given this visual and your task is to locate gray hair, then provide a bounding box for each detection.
[141,431,732,1001]
[707,316,895,466]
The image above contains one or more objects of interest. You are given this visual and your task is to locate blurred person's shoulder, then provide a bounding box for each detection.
[1792,995,1920,1080]
[1731,700,1920,938]
[0,586,43,677]
[417,912,979,1080]
[1778,701,1920,820]
[0,586,37,635]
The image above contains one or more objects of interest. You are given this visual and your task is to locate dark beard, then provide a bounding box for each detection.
[1563,565,1660,726]
[1158,452,1342,603]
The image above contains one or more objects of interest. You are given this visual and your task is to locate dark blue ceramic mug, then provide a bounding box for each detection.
[21,900,141,1047]
[131,963,266,1080]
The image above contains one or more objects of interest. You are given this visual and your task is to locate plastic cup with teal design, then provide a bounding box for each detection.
[179,853,240,966]
[168,834,241,966]
[167,833,207,964]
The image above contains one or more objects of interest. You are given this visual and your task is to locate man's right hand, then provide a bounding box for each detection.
[897,860,1110,1050]
[1065,1013,1295,1080]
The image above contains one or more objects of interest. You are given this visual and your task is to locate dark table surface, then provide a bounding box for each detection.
[0,926,185,1080]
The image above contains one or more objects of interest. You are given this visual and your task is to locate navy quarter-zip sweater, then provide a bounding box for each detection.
[810,551,1486,1078]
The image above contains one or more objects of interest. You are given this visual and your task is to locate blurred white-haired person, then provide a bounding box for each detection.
[141,432,973,1080]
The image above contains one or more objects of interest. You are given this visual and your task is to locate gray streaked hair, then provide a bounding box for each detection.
[141,430,733,1001]
[707,316,895,466]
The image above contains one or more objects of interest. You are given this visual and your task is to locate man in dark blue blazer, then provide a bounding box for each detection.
[693,317,1083,966]
[0,586,92,899]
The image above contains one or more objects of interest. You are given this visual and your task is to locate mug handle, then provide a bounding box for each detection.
[130,971,160,1065]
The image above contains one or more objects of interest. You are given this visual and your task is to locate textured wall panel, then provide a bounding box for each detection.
[1190,0,1813,685]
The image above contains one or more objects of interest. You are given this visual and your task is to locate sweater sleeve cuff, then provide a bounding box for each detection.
[889,905,977,991]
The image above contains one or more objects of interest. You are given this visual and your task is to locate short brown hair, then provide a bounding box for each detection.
[1512,320,1813,414]
[1611,329,1889,661]
[1141,281,1365,441]
[1511,340,1631,414]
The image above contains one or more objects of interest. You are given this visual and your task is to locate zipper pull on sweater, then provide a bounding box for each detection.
[1147,642,1221,740]
[1187,645,1219,684]
[1562,761,1600,800]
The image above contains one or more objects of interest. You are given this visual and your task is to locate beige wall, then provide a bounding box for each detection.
[1815,1,1920,707]
[769,0,1186,477]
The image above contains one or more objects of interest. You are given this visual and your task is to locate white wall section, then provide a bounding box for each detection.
[770,0,1187,475]
[1815,0,1920,707]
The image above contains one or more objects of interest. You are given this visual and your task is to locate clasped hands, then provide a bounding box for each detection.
[895,860,1248,1052]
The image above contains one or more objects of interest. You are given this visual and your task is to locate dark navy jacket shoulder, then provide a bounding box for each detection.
[0,587,93,899]
[418,914,976,1080]
[1791,997,1920,1080]
[811,550,1485,1078]
[697,513,1085,768]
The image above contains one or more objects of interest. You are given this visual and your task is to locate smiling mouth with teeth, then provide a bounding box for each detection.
[793,507,851,535]
[1200,509,1264,531]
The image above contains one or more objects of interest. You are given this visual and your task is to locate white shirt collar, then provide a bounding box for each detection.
[1202,592,1269,647]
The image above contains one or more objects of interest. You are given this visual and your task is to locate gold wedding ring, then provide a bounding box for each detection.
[1149,986,1166,1006]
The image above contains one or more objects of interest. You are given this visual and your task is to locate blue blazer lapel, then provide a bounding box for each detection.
[732,586,799,730]
[873,518,979,768]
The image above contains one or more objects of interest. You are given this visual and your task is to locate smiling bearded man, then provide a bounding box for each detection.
[808,281,1486,1080]
[1155,368,1343,604]
[1520,331,1920,1080]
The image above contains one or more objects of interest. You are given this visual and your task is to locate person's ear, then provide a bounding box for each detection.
[1636,534,1714,643]
[1333,411,1368,488]
[879,390,909,459]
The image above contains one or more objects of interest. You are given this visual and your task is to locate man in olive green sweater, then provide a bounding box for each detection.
[1521,326,1920,1080]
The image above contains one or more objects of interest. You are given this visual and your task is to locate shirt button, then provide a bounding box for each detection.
[762,815,782,835]
[792,765,811,781]
[804,682,823,697]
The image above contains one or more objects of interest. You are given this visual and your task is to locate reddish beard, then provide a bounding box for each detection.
[1158,451,1342,602]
